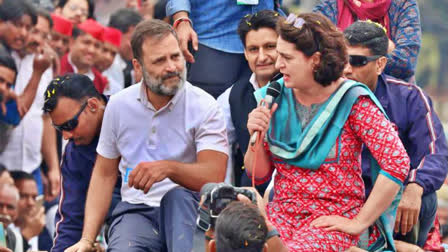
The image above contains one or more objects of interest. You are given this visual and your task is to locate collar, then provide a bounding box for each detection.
[68,53,94,80]
[374,73,389,109]
[249,73,261,91]
[136,81,186,112]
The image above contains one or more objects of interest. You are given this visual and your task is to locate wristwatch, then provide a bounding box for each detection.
[266,228,280,240]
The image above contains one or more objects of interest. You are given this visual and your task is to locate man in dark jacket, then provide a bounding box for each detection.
[42,74,120,252]
[344,21,448,248]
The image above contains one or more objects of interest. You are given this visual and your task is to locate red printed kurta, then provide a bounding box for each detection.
[265,97,409,251]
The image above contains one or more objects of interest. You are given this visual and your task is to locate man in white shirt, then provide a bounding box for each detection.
[66,19,228,252]
[217,10,280,193]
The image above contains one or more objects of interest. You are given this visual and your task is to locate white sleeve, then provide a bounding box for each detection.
[195,101,229,156]
[96,96,120,159]
[216,87,236,146]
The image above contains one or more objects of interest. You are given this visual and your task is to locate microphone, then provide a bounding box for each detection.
[250,81,281,146]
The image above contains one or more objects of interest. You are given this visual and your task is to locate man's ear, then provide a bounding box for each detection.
[376,56,387,75]
[132,58,142,77]
[209,239,216,252]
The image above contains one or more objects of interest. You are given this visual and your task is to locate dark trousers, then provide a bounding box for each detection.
[107,187,199,252]
[394,191,438,247]
[187,43,251,99]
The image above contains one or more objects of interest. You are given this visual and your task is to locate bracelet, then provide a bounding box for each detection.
[81,237,94,246]
[266,228,280,240]
[173,17,193,29]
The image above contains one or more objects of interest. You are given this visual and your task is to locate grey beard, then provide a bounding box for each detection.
[143,68,186,96]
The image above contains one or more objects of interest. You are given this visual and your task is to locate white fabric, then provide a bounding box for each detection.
[216,73,260,184]
[102,54,126,96]
[9,224,38,251]
[0,53,53,173]
[97,81,228,207]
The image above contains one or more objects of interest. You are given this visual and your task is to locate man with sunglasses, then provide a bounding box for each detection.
[344,21,448,249]
[42,74,120,252]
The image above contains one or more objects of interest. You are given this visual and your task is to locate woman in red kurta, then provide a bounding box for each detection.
[245,13,409,251]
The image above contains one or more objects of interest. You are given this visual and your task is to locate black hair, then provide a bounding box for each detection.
[71,27,87,39]
[21,0,38,26]
[344,21,388,56]
[108,8,143,34]
[237,10,281,47]
[56,0,95,19]
[0,0,25,22]
[10,170,35,182]
[0,163,8,176]
[277,13,348,86]
[0,52,18,76]
[214,202,268,252]
[42,73,102,113]
[37,8,53,29]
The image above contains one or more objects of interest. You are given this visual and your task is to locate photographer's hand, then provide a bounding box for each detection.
[237,188,267,218]
[237,188,288,252]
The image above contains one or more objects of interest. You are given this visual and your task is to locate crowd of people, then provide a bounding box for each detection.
[0,0,447,252]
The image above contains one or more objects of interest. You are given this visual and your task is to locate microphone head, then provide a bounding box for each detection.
[266,81,281,99]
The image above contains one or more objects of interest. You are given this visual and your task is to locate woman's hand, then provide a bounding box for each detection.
[310,215,367,236]
[247,100,278,136]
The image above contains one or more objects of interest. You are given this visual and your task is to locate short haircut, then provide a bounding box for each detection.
[71,27,87,39]
[153,0,168,21]
[56,0,95,19]
[277,13,347,86]
[37,8,54,29]
[42,74,103,113]
[21,0,38,26]
[215,202,268,252]
[108,8,143,34]
[0,52,18,76]
[344,21,388,56]
[0,0,24,22]
[10,170,35,183]
[237,10,281,47]
[131,19,177,63]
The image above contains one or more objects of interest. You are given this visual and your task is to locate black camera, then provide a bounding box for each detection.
[196,183,256,232]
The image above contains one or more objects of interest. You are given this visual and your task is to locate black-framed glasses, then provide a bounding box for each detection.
[52,102,87,132]
[349,55,382,67]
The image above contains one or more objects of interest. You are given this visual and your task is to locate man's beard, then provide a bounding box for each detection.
[142,67,186,96]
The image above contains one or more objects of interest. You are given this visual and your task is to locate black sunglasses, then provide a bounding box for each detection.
[52,102,88,132]
[349,55,382,67]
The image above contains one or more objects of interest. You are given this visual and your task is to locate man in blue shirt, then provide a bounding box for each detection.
[343,21,448,248]
[42,74,121,252]
[166,0,284,98]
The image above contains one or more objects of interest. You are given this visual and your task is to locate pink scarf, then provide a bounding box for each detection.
[337,0,391,37]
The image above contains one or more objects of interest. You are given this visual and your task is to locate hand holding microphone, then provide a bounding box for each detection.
[248,81,281,146]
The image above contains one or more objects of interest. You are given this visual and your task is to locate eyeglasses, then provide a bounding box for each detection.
[52,102,87,132]
[68,4,89,17]
[349,55,382,67]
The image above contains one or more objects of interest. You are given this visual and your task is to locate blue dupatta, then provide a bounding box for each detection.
[254,78,403,251]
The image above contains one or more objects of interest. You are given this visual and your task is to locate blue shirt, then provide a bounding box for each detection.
[51,136,121,252]
[166,0,283,53]
[362,74,448,195]
[0,100,21,126]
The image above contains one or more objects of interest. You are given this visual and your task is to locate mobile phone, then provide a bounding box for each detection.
[35,195,44,209]
[0,223,7,248]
